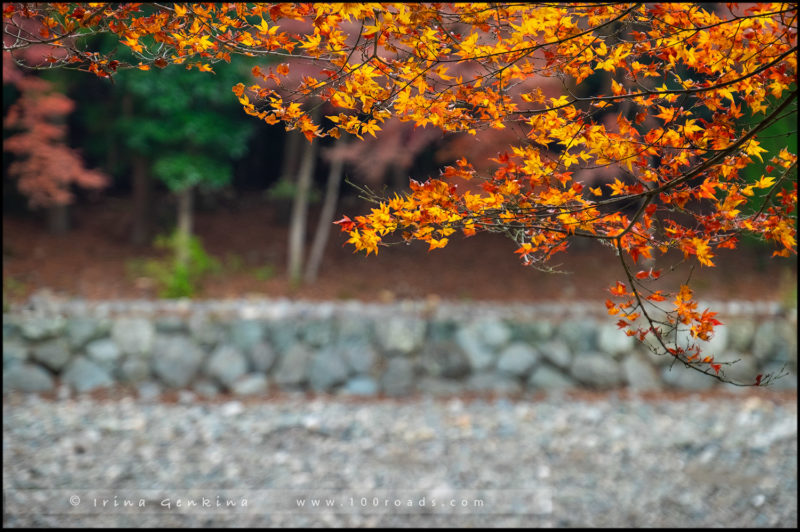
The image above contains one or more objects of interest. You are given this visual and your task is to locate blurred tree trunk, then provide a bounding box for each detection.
[175,186,193,270]
[46,204,70,235]
[304,143,345,284]
[286,105,322,286]
[120,91,152,246]
[130,154,152,245]
[272,130,303,224]
[287,132,318,286]
[279,130,302,183]
[391,164,407,191]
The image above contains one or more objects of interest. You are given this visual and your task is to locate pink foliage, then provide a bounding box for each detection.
[3,55,107,207]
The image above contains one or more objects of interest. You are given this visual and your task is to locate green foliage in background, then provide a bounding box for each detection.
[738,106,797,253]
[128,230,220,298]
[253,263,276,281]
[114,59,255,193]
[266,177,321,202]
[153,153,233,192]
[221,253,275,281]
[2,276,28,311]
[48,27,259,194]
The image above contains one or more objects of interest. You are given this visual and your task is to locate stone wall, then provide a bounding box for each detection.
[3,296,797,397]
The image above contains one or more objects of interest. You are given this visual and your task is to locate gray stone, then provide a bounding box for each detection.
[474,317,512,348]
[205,345,249,388]
[231,374,269,396]
[510,321,554,343]
[676,323,729,357]
[3,363,55,393]
[302,319,335,347]
[621,354,662,391]
[155,316,186,333]
[597,324,635,355]
[3,316,20,340]
[465,373,522,394]
[118,356,151,383]
[65,317,108,349]
[27,289,62,312]
[341,344,378,375]
[752,320,795,363]
[417,377,467,397]
[558,319,598,354]
[727,319,756,352]
[308,348,350,392]
[570,353,623,388]
[418,341,470,378]
[193,379,221,398]
[3,339,29,368]
[380,358,415,396]
[454,326,496,371]
[273,344,313,386]
[496,342,540,377]
[177,389,197,404]
[249,341,278,373]
[527,365,576,391]
[188,314,223,347]
[229,319,265,353]
[56,382,71,400]
[668,324,701,351]
[760,362,796,390]
[427,320,458,342]
[374,317,426,355]
[705,322,732,360]
[539,341,572,368]
[660,363,717,390]
[264,319,299,354]
[20,316,66,341]
[85,339,121,372]
[151,335,205,388]
[31,339,71,371]
[336,315,373,346]
[111,318,154,356]
[340,376,379,396]
[136,381,162,400]
[715,352,760,384]
[62,356,114,393]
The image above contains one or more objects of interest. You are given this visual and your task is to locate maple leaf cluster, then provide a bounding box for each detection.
[3,2,796,385]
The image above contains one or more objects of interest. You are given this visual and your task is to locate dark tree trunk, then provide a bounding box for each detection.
[392,164,408,191]
[123,90,153,246]
[46,203,70,235]
[130,154,152,245]
[279,130,303,182]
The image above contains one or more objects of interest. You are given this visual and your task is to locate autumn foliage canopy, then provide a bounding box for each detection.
[3,63,107,207]
[3,3,797,385]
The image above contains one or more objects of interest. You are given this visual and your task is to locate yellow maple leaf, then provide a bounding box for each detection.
[691,237,715,267]
[300,32,322,50]
[754,176,776,189]
[122,36,143,53]
[428,237,448,251]
[744,140,767,162]
[653,105,675,122]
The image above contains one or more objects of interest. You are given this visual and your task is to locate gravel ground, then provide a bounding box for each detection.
[3,390,797,528]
